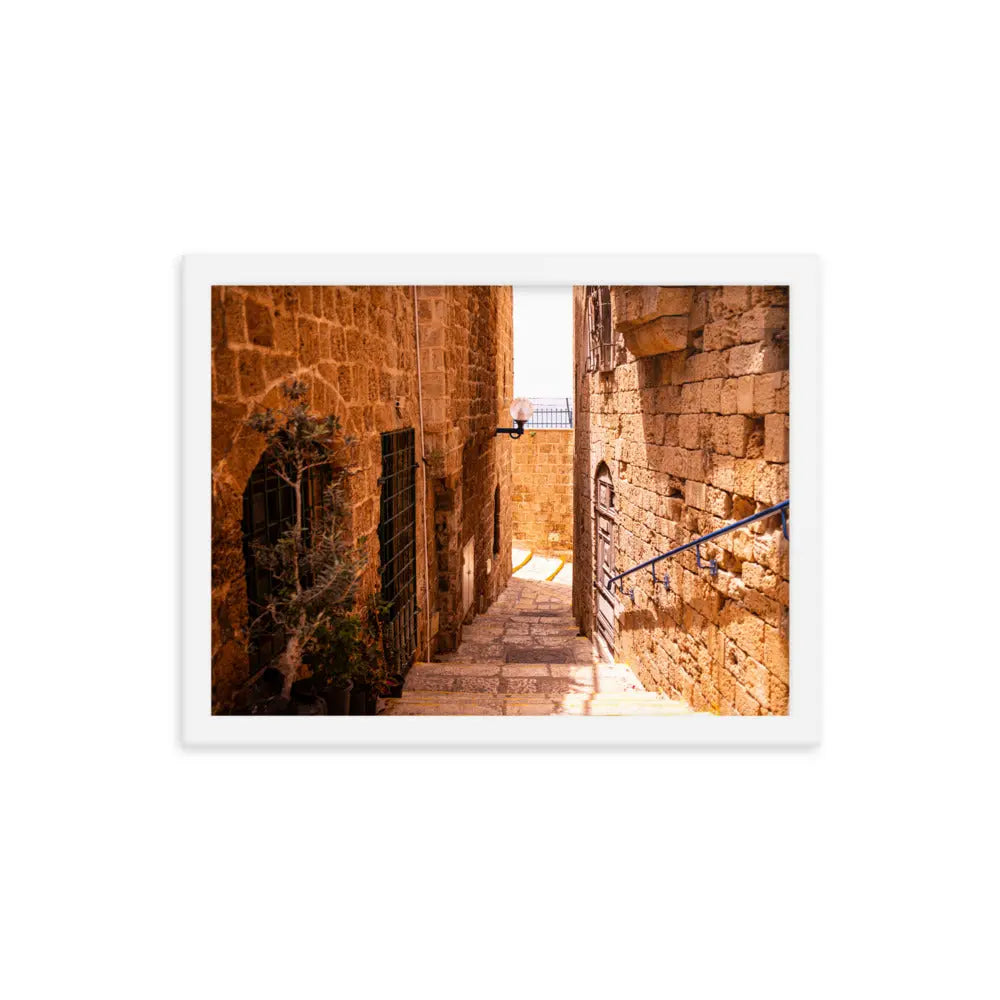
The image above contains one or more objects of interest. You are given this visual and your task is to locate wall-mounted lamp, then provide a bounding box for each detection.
[495,397,534,439]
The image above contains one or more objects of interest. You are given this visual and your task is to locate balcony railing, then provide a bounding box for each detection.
[524,397,573,429]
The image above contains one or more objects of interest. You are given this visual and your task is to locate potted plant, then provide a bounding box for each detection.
[348,600,401,714]
[236,380,368,714]
[306,615,362,715]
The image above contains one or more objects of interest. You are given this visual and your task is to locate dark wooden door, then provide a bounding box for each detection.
[595,467,616,652]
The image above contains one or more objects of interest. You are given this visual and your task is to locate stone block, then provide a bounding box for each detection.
[717,663,736,702]
[685,479,732,519]
[744,589,782,628]
[678,413,701,450]
[703,319,738,352]
[683,350,728,383]
[613,286,694,331]
[763,625,788,681]
[775,374,789,412]
[727,341,786,377]
[719,379,738,414]
[680,382,702,413]
[620,315,689,356]
[734,459,757,496]
[211,287,225,347]
[742,561,779,595]
[688,291,708,330]
[750,286,790,308]
[211,401,247,467]
[706,455,736,493]
[655,385,683,413]
[764,413,789,463]
[237,350,265,398]
[734,682,760,716]
[297,316,319,365]
[245,298,274,347]
[273,313,297,353]
[735,304,787,345]
[726,415,753,457]
[263,353,296,382]
[740,655,770,707]
[214,347,238,399]
[701,378,723,413]
[752,372,783,414]
[684,479,707,511]
[720,602,765,661]
[720,286,752,314]
[769,674,789,715]
[754,462,789,505]
[223,289,246,344]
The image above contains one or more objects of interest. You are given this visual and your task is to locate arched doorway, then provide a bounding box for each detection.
[594,462,616,653]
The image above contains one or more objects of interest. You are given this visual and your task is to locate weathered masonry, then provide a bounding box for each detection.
[572,286,790,715]
[510,427,574,557]
[211,285,514,711]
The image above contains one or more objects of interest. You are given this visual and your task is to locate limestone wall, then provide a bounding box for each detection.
[416,286,514,649]
[511,429,574,556]
[572,286,790,716]
[211,285,513,710]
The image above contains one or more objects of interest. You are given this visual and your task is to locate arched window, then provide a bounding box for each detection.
[493,483,501,555]
[594,463,616,652]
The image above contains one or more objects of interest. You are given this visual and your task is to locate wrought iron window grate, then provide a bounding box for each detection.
[378,428,418,675]
[585,285,614,373]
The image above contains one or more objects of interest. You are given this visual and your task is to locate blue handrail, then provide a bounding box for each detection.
[605,499,789,596]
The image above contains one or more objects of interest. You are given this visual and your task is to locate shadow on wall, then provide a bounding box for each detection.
[571,287,592,634]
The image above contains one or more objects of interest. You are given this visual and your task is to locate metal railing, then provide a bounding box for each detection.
[606,500,789,598]
[525,397,573,429]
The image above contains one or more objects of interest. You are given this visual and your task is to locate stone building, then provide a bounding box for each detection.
[211,285,513,711]
[572,286,790,715]
[511,427,574,557]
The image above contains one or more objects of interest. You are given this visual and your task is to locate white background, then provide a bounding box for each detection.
[513,286,574,399]
[2,3,997,999]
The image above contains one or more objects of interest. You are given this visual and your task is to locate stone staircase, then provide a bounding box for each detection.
[379,574,693,716]
[380,659,695,715]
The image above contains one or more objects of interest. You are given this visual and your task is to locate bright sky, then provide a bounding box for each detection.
[512,286,573,401]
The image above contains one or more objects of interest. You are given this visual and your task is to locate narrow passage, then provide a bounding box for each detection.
[381,564,691,716]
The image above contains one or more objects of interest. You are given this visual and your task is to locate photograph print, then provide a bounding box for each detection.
[210,282,790,720]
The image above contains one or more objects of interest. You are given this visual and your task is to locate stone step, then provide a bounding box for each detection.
[408,660,640,673]
[403,661,647,696]
[380,692,694,716]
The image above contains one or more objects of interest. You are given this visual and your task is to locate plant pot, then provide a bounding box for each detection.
[350,683,378,716]
[293,694,327,715]
[323,680,353,716]
[259,695,291,715]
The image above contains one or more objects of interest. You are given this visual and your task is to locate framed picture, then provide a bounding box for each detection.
[182,254,819,746]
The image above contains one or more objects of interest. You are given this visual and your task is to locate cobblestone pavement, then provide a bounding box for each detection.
[381,576,692,716]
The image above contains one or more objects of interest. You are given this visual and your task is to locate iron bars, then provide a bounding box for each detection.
[524,397,573,429]
[378,428,419,676]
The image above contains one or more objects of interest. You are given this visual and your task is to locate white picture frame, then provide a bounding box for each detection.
[182,254,820,747]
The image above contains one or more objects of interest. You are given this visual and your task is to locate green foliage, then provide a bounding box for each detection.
[243,380,388,701]
[307,598,400,695]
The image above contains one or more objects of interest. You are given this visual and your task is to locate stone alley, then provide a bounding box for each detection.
[381,568,692,716]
